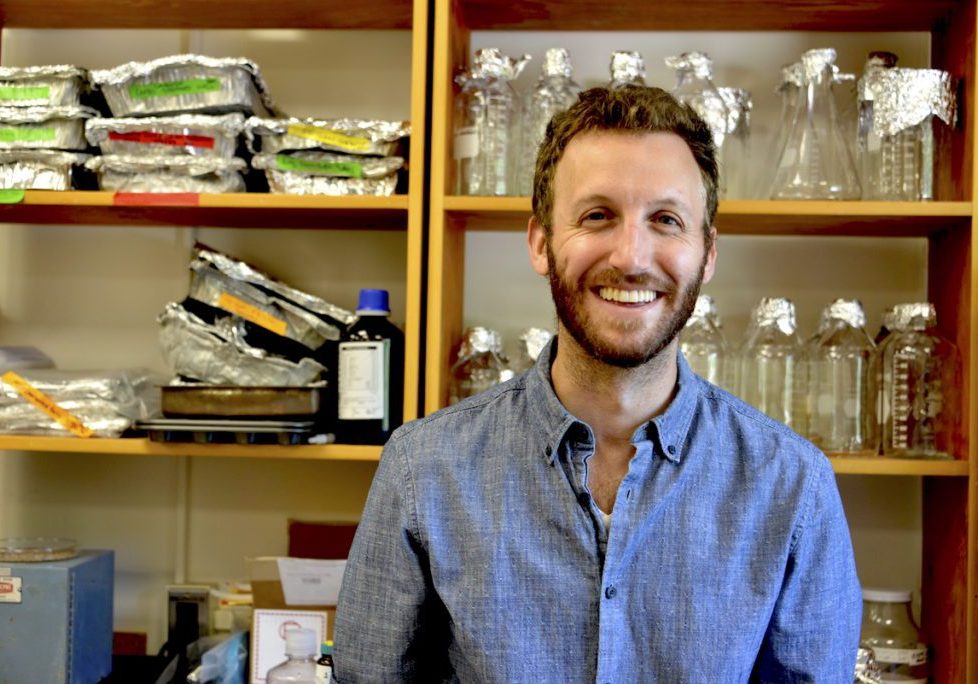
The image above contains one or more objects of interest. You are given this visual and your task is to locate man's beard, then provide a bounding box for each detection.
[546,241,706,369]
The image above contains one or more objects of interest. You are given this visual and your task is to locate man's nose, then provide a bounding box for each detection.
[607,216,653,274]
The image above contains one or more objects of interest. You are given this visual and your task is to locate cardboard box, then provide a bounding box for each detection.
[248,556,346,640]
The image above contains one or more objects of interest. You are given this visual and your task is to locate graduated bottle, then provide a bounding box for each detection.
[679,295,729,389]
[449,327,510,404]
[608,51,646,88]
[517,48,580,196]
[877,302,959,458]
[267,628,318,684]
[857,51,899,197]
[738,297,806,433]
[860,589,928,682]
[805,299,877,453]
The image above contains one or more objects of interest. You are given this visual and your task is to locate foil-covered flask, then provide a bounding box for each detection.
[665,52,730,148]
[805,299,877,453]
[517,48,581,196]
[509,327,553,374]
[876,303,959,458]
[737,297,806,433]
[770,48,861,200]
[453,48,530,196]
[608,51,646,88]
[449,327,510,404]
[717,86,752,198]
[856,51,899,197]
[679,295,729,389]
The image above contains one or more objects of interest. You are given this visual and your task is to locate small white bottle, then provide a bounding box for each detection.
[267,628,318,684]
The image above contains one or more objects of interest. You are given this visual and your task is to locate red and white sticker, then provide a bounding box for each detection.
[0,577,22,603]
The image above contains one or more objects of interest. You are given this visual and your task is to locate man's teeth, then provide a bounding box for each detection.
[598,287,658,304]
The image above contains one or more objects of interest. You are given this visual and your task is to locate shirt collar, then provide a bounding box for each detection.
[524,336,701,465]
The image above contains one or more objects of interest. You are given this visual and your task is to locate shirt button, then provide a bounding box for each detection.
[667,444,676,455]
[605,585,617,599]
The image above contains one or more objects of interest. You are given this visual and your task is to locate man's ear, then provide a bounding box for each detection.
[702,226,718,285]
[528,215,550,277]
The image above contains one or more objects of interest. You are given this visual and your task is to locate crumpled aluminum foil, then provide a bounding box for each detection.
[687,294,721,328]
[0,150,89,190]
[718,87,751,136]
[800,48,838,83]
[244,116,410,156]
[456,48,530,87]
[90,54,275,118]
[870,68,956,137]
[190,244,354,346]
[665,51,713,80]
[749,297,797,336]
[260,169,398,196]
[0,368,161,437]
[854,647,882,683]
[858,52,898,102]
[609,50,646,88]
[459,326,504,357]
[0,65,88,108]
[541,48,574,79]
[520,327,552,363]
[252,151,403,178]
[665,52,729,147]
[821,298,867,330]
[85,113,245,157]
[0,104,99,150]
[85,154,246,192]
[158,302,326,386]
[891,302,936,331]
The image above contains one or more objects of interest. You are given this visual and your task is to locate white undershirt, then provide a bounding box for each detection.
[602,511,612,531]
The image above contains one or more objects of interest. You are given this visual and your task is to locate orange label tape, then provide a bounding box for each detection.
[216,292,288,336]
[1,371,94,438]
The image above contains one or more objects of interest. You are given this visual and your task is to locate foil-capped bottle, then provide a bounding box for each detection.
[665,52,731,151]
[770,48,861,200]
[717,86,752,199]
[517,48,581,196]
[738,297,806,433]
[876,303,959,458]
[453,48,530,196]
[857,51,899,198]
[805,299,877,453]
[509,327,553,374]
[608,51,646,89]
[679,295,729,389]
[449,326,510,404]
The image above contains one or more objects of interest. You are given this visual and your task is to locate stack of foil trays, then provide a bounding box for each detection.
[0,65,97,190]
[158,243,355,387]
[245,117,409,195]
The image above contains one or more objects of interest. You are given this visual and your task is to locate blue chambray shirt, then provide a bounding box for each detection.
[334,338,862,683]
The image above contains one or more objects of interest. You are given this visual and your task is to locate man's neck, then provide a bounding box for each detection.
[550,332,680,444]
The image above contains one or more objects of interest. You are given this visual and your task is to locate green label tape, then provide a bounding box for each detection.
[129,78,222,100]
[0,85,51,101]
[275,154,363,177]
[0,127,56,143]
[0,189,25,203]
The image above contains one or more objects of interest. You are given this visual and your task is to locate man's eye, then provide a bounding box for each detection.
[582,210,609,222]
[655,214,683,228]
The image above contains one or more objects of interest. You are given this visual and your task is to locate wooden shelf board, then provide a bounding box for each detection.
[0,191,410,229]
[0,435,382,461]
[455,0,959,31]
[443,196,972,236]
[0,0,414,29]
[829,455,969,476]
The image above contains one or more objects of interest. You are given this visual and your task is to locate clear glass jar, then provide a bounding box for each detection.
[449,326,511,404]
[860,588,928,683]
[508,327,552,374]
[608,50,646,88]
[679,295,729,389]
[517,48,580,196]
[717,86,752,199]
[738,297,806,434]
[453,48,530,196]
[876,302,959,459]
[805,299,877,453]
[857,51,899,199]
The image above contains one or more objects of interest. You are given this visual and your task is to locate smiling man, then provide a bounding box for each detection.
[334,87,861,682]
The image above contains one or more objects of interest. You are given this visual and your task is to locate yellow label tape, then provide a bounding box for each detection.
[216,292,288,336]
[286,124,371,153]
[1,371,93,438]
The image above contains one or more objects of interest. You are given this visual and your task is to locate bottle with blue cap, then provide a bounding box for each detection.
[336,288,405,444]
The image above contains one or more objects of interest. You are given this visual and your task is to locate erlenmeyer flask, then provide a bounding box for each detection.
[770,48,861,200]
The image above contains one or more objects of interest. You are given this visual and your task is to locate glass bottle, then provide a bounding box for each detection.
[454,48,530,196]
[336,288,405,445]
[679,295,729,388]
[517,48,580,196]
[315,640,333,684]
[267,628,318,684]
[717,86,752,199]
[877,302,959,459]
[608,51,646,88]
[738,297,806,433]
[860,589,928,682]
[664,52,731,162]
[449,326,509,404]
[857,51,899,199]
[805,299,877,453]
[770,48,861,200]
[509,327,553,374]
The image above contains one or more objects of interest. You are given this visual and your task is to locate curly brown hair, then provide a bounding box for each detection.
[531,86,719,241]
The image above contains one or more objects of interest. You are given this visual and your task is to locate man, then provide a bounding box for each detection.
[334,86,861,682]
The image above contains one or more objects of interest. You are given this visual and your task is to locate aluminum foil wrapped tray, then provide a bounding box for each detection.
[244,116,409,156]
[0,150,89,190]
[0,65,88,108]
[85,154,246,193]
[91,54,275,118]
[0,368,161,438]
[0,105,99,150]
[86,113,245,158]
[252,151,402,196]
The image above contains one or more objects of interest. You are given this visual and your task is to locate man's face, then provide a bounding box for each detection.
[528,129,717,368]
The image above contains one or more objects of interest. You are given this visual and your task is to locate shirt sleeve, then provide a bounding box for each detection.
[751,453,863,683]
[332,432,450,683]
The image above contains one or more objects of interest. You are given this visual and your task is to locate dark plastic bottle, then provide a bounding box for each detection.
[336,289,405,444]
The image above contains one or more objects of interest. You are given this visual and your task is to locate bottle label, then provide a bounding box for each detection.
[128,78,222,99]
[0,576,22,603]
[453,126,479,160]
[339,340,389,421]
[315,662,332,684]
[872,646,928,665]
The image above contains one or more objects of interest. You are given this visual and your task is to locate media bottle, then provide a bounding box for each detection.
[267,628,318,684]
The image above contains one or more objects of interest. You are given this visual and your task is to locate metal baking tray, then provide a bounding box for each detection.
[136,417,316,445]
[161,385,321,419]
